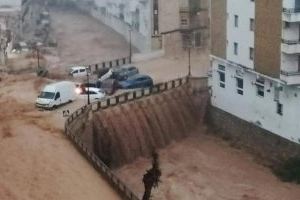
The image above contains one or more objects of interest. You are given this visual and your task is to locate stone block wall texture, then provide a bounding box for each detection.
[206,105,300,165]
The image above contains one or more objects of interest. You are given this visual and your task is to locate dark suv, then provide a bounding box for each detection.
[111,66,139,81]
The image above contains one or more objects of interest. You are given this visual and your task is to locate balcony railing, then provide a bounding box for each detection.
[281,70,300,76]
[283,8,300,14]
[282,8,300,22]
[281,39,300,54]
[280,70,300,85]
[179,7,207,13]
[282,39,300,45]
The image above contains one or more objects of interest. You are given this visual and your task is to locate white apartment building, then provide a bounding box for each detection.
[210,0,300,144]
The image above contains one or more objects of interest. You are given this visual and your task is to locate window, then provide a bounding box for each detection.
[153,0,159,34]
[194,32,201,47]
[277,102,283,115]
[250,18,254,31]
[218,64,225,71]
[181,18,188,25]
[249,47,254,60]
[55,92,60,100]
[256,78,265,97]
[236,77,243,95]
[234,15,238,27]
[88,91,97,94]
[218,64,225,88]
[257,85,264,97]
[79,69,85,72]
[234,42,238,55]
[284,22,290,28]
[219,72,225,88]
[298,55,300,72]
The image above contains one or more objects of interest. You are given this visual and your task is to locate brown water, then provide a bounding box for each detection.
[90,86,209,168]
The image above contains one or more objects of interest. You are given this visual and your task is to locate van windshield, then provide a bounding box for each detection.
[39,92,55,99]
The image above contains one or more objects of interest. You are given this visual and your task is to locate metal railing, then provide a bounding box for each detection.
[282,39,300,45]
[85,57,131,75]
[64,76,191,200]
[281,70,300,76]
[283,7,300,14]
[65,124,140,200]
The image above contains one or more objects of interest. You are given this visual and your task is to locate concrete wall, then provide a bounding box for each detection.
[0,0,21,7]
[210,0,226,59]
[207,105,300,165]
[159,0,209,56]
[211,57,300,144]
[159,0,180,33]
[74,0,152,53]
[162,31,184,56]
[90,7,150,52]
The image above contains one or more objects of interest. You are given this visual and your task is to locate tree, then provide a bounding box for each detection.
[142,151,161,200]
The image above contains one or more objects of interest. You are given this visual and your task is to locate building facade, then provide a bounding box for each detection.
[0,0,23,64]
[160,0,209,55]
[72,0,209,54]
[75,0,159,52]
[210,0,300,143]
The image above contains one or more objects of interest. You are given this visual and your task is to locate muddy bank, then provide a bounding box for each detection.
[115,132,300,200]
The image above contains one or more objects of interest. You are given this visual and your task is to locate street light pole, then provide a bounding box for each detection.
[37,47,40,69]
[129,26,132,63]
[87,66,90,105]
[188,47,191,77]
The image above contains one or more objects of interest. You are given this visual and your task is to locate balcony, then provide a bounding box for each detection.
[280,70,300,85]
[283,8,300,22]
[179,6,190,13]
[281,39,300,54]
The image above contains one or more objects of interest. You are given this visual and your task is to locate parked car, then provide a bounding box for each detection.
[69,66,88,77]
[36,81,76,109]
[98,68,113,82]
[118,74,153,89]
[111,65,139,81]
[97,67,110,78]
[78,87,106,102]
[75,80,103,94]
[101,78,118,95]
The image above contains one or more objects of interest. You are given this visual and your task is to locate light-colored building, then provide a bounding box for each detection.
[160,0,209,55]
[81,0,160,52]
[0,0,23,64]
[210,0,300,143]
[73,0,209,54]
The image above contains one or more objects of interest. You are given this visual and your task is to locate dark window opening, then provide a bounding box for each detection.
[236,77,243,95]
[277,102,283,115]
[219,71,225,88]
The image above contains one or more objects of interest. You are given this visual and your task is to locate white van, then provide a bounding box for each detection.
[36,81,76,109]
[69,66,88,77]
